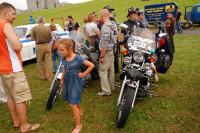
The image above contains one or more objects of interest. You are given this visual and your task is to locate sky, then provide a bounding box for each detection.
[0,0,92,10]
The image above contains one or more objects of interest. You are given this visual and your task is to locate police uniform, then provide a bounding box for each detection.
[122,18,144,35]
[31,24,53,81]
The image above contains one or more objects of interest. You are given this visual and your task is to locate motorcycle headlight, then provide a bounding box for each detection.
[123,57,131,65]
[133,52,144,63]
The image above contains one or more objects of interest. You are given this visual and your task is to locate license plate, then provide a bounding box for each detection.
[128,41,146,51]
[133,41,146,48]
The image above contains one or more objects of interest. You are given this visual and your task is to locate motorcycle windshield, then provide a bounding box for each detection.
[69,30,86,52]
[127,28,156,54]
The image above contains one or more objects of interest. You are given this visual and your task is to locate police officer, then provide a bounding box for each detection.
[31,17,53,81]
[137,10,148,28]
[120,7,140,55]
[123,7,146,35]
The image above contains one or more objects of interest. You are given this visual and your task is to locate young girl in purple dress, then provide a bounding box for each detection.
[57,39,94,133]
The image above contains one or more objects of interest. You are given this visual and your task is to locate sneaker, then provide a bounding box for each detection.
[97,91,111,96]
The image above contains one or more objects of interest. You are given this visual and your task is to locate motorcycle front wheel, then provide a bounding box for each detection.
[117,86,136,128]
[46,79,60,110]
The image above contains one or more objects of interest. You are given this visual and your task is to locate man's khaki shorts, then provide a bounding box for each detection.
[0,71,32,103]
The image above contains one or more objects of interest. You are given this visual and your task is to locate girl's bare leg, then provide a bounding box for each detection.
[70,104,82,133]
[70,104,81,126]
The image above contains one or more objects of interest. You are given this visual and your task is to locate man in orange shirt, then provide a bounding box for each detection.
[0,2,39,132]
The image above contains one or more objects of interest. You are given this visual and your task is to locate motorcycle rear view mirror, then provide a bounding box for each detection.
[120,23,128,29]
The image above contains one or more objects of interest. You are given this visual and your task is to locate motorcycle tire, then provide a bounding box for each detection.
[117,86,136,128]
[46,79,60,110]
[182,22,191,29]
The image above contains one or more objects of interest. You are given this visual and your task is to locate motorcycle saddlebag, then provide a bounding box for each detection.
[156,54,171,74]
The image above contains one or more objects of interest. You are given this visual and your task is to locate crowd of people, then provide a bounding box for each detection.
[0,2,179,133]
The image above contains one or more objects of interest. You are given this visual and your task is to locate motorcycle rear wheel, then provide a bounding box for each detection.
[116,86,136,128]
[46,79,60,110]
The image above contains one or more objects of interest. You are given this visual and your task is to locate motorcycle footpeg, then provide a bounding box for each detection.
[136,97,144,100]
[151,83,158,87]
[115,82,121,85]
[115,84,121,88]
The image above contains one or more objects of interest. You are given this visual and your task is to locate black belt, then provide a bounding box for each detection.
[36,42,48,44]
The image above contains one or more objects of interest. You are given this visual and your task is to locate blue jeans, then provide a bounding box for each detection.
[52,50,61,73]
[175,21,182,33]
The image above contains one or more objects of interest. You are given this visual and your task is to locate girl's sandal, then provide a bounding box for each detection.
[72,124,82,133]
[13,124,20,128]
[13,121,20,128]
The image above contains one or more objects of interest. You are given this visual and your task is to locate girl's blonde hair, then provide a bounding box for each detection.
[56,38,75,51]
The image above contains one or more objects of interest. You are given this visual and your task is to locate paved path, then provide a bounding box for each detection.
[151,29,200,35]
[179,29,200,35]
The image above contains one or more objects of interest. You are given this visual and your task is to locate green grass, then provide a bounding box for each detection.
[0,34,200,133]
[14,0,199,27]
